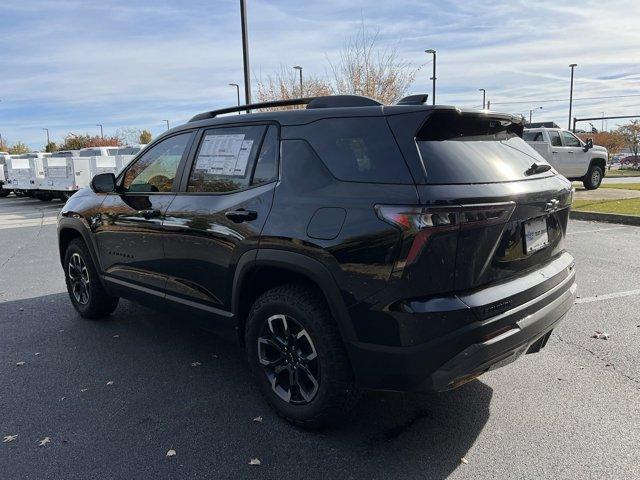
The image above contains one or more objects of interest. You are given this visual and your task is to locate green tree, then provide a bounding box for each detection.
[617,120,640,158]
[45,141,58,153]
[8,142,30,154]
[139,129,152,144]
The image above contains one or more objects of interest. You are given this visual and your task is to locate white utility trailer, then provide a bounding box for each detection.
[5,154,38,196]
[0,153,11,197]
[40,150,80,200]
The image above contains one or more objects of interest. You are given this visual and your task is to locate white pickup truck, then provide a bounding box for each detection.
[523,128,608,189]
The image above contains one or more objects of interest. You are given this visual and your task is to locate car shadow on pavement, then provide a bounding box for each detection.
[1,292,491,479]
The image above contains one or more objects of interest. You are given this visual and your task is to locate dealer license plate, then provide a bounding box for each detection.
[524,216,549,254]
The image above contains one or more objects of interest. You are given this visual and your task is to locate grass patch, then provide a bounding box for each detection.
[572,198,640,216]
[606,169,640,177]
[600,183,640,191]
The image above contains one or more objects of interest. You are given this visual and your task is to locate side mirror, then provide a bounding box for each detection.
[91,173,116,193]
[583,138,594,152]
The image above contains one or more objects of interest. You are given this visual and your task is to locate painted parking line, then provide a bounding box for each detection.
[567,226,630,235]
[575,288,640,304]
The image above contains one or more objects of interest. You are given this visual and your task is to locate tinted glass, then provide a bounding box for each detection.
[51,151,74,157]
[301,117,412,184]
[108,148,119,155]
[549,131,562,147]
[252,125,278,185]
[187,125,265,193]
[561,131,582,147]
[122,133,191,193]
[523,131,544,142]
[416,112,549,184]
[118,147,141,155]
[79,149,103,157]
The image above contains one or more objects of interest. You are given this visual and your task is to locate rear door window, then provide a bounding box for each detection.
[300,117,412,184]
[416,111,549,184]
[549,131,562,147]
[187,125,268,193]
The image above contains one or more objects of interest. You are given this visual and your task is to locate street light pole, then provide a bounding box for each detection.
[229,83,241,111]
[163,120,170,130]
[479,88,486,109]
[529,106,543,124]
[293,66,303,97]
[239,0,251,108]
[568,63,577,130]
[96,124,103,139]
[42,128,50,151]
[425,49,436,105]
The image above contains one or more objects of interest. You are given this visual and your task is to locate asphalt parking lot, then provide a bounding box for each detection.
[1,195,638,479]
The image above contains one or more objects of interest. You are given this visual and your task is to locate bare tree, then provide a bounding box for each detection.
[256,24,417,107]
[618,120,640,158]
[328,26,417,105]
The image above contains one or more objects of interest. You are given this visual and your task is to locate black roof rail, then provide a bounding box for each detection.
[189,95,383,122]
[397,94,429,105]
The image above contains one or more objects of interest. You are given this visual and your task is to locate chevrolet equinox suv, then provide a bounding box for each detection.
[58,95,577,427]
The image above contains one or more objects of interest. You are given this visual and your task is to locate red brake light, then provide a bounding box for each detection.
[376,202,515,267]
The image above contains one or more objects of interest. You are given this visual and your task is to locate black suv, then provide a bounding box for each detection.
[58,95,576,427]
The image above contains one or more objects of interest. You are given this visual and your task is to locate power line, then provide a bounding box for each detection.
[489,93,640,106]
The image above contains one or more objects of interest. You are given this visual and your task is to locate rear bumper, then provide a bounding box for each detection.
[346,257,576,392]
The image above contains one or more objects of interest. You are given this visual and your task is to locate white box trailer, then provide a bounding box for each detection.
[5,154,37,196]
[73,147,119,189]
[40,150,80,200]
[0,154,10,197]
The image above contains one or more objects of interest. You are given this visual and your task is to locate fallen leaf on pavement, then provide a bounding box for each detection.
[249,458,261,466]
[19,308,24,312]
[38,437,50,447]
[34,352,40,356]
[16,362,25,366]
[591,331,609,340]
[166,449,176,457]
[3,435,18,443]
[461,457,469,464]
[191,362,202,367]
[106,381,114,386]
[113,335,120,338]
[253,416,263,423]
[80,388,88,392]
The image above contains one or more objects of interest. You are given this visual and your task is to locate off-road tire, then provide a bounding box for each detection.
[583,165,603,190]
[245,284,360,428]
[63,238,119,319]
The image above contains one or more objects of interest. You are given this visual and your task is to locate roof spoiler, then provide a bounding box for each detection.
[397,94,429,105]
[189,95,383,122]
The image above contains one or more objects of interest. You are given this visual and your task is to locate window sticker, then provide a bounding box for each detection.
[195,134,254,177]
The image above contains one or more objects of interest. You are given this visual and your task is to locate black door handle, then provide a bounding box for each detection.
[139,209,161,219]
[225,209,257,223]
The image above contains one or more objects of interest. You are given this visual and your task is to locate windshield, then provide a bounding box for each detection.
[416,112,551,184]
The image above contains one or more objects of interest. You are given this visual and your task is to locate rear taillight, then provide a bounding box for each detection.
[376,202,515,267]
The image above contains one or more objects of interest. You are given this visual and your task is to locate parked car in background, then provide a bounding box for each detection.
[523,128,608,189]
[58,95,576,427]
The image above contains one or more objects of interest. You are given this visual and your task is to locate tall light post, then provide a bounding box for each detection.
[529,106,543,124]
[229,83,241,112]
[425,49,436,105]
[96,124,103,139]
[239,0,251,107]
[42,128,50,151]
[568,63,577,130]
[163,120,170,130]
[601,112,605,132]
[479,88,486,109]
[293,66,303,97]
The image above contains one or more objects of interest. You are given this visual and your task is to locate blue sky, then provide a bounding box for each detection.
[1,0,639,150]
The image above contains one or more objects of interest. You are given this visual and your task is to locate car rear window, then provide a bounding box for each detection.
[300,117,412,184]
[416,111,550,184]
[523,131,544,142]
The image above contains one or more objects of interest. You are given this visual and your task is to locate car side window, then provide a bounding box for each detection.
[252,125,279,186]
[549,131,562,147]
[122,132,191,193]
[561,131,581,147]
[187,125,269,193]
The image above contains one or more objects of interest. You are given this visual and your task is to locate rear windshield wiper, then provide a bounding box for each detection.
[525,162,552,176]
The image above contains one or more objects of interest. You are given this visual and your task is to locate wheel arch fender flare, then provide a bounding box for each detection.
[58,217,104,285]
[232,248,356,343]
